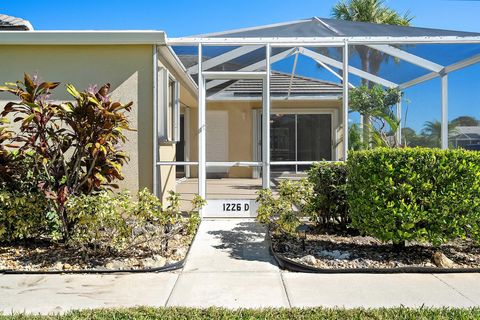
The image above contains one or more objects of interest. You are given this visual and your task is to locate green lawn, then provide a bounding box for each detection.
[2,307,480,320]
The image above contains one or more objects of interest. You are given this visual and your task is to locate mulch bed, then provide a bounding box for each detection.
[271,226,480,270]
[0,232,195,272]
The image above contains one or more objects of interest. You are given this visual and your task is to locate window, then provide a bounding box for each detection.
[159,68,180,142]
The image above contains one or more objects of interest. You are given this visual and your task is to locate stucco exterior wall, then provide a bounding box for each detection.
[0,45,154,193]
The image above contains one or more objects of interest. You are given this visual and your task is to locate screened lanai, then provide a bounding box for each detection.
[158,17,480,217]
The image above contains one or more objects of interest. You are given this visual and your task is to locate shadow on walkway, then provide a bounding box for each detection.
[207,221,276,265]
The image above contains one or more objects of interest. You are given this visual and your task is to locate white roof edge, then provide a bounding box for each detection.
[207,94,341,102]
[0,30,167,45]
[168,36,480,45]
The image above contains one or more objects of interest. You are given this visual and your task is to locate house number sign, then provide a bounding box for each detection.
[203,199,258,218]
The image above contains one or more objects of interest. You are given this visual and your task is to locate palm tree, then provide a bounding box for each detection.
[421,120,441,147]
[421,120,457,148]
[331,0,413,144]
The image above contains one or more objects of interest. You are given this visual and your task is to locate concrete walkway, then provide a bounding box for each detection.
[1,219,480,314]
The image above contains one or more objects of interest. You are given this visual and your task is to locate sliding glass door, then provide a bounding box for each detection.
[297,114,332,171]
[270,114,296,172]
[270,112,332,173]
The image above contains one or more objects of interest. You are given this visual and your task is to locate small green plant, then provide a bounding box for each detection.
[186,195,206,235]
[307,162,349,229]
[256,179,313,236]
[0,190,52,242]
[66,191,132,251]
[65,189,205,253]
[347,147,480,246]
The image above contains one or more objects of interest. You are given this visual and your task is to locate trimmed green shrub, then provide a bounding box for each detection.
[347,147,480,245]
[307,162,349,229]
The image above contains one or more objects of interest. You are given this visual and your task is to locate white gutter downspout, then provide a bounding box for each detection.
[153,44,159,197]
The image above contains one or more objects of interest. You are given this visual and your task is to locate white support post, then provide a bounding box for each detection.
[198,44,207,206]
[287,52,299,99]
[206,48,295,90]
[367,44,444,73]
[299,47,398,89]
[396,100,402,146]
[441,73,449,149]
[342,41,349,161]
[398,54,480,90]
[317,60,355,88]
[187,45,262,74]
[262,44,271,189]
[153,44,159,197]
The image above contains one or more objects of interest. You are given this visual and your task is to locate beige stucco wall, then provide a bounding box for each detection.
[0,45,156,194]
[186,99,343,178]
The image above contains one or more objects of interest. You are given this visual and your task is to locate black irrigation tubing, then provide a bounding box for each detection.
[0,224,201,275]
[0,259,185,275]
[266,231,480,274]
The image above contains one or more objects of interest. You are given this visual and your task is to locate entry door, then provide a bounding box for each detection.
[206,111,228,175]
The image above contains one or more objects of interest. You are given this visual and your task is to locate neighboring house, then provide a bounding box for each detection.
[0,14,33,31]
[450,126,480,148]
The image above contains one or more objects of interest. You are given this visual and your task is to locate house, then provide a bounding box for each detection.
[0,15,198,199]
[450,126,480,148]
[0,14,33,31]
[1,15,480,216]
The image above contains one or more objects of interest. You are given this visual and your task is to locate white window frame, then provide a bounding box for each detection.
[254,108,337,174]
[159,68,181,143]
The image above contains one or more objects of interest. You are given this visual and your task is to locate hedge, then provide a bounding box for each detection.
[307,162,349,229]
[347,148,480,245]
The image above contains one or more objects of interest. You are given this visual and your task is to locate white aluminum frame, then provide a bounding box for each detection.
[299,47,398,88]
[263,44,271,189]
[187,45,262,74]
[205,48,295,90]
[287,52,299,99]
[168,36,480,46]
[441,73,449,150]
[342,41,349,160]
[154,35,480,206]
[367,44,444,73]
[193,45,273,212]
[198,44,206,203]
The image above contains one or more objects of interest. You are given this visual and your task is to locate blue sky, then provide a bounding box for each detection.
[2,0,480,131]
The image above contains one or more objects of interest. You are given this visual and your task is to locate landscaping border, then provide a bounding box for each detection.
[0,220,201,275]
[267,231,480,274]
[0,258,184,275]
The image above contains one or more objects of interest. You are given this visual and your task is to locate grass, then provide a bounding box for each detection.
[1,307,480,320]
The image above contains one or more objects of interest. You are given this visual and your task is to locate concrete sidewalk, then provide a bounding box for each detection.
[1,219,480,314]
